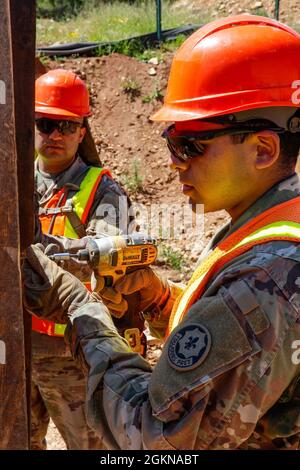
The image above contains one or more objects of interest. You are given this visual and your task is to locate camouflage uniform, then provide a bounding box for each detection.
[32,155,132,450]
[64,173,300,450]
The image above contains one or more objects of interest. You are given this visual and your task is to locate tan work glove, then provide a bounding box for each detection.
[91,268,170,318]
[23,243,100,323]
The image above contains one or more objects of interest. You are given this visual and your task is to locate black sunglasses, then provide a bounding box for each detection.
[35,118,83,136]
[162,123,285,162]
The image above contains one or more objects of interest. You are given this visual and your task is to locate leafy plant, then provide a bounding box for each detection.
[122,159,144,193]
[37,0,85,20]
[142,82,164,103]
[121,77,141,101]
[252,8,270,18]
[160,244,185,271]
[161,34,187,52]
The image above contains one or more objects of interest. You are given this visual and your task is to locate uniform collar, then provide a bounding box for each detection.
[211,173,300,248]
[35,156,90,198]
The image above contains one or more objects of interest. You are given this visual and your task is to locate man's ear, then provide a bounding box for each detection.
[253,130,281,169]
[79,126,86,143]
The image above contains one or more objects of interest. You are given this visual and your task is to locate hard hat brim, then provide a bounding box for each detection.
[151,101,298,123]
[150,105,205,122]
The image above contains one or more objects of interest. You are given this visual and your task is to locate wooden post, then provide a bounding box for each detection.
[0,0,35,449]
[10,0,36,446]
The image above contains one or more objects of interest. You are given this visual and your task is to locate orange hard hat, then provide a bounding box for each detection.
[151,15,300,122]
[35,69,91,118]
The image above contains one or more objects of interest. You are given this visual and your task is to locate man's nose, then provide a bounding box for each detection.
[48,128,63,139]
[169,153,190,171]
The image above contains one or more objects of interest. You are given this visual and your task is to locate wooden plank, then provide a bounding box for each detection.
[0,0,29,449]
[10,0,36,448]
[10,0,36,251]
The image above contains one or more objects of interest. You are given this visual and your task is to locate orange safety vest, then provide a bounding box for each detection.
[32,167,111,337]
[167,196,300,336]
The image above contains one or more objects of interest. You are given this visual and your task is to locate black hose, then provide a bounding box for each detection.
[36,24,201,56]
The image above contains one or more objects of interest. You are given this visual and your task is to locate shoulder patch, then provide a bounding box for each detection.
[168,323,211,371]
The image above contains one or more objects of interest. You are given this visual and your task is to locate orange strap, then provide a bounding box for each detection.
[32,316,58,336]
[39,187,67,236]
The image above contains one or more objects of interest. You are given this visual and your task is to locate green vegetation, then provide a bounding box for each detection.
[122,159,144,193]
[160,243,185,271]
[251,8,270,17]
[92,34,187,60]
[142,81,164,103]
[37,0,85,20]
[36,1,205,47]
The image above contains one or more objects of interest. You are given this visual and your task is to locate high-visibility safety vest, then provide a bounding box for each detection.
[167,196,300,336]
[32,167,111,337]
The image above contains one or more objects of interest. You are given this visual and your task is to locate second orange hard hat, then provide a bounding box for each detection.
[151,15,300,122]
[35,69,91,118]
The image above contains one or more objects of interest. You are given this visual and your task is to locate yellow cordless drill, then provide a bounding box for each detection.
[49,233,157,286]
[49,233,157,355]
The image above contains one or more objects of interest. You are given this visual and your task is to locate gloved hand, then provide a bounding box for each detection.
[91,272,128,318]
[91,267,170,318]
[23,243,100,323]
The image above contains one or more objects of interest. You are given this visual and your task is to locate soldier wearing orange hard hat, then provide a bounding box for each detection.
[24,16,300,449]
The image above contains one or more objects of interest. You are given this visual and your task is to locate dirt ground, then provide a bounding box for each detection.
[43,6,300,447]
[176,0,300,26]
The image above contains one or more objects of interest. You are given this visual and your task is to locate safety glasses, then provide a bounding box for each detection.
[35,118,83,136]
[162,123,284,162]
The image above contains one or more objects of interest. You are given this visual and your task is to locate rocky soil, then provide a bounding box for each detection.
[175,0,300,27]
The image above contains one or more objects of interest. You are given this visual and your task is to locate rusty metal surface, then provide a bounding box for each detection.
[11,0,35,252]
[10,0,36,447]
[0,0,31,450]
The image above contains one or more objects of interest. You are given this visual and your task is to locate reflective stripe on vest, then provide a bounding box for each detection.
[39,167,111,238]
[34,167,111,337]
[167,196,300,336]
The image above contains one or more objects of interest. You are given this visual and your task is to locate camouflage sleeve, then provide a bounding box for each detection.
[35,220,91,284]
[34,187,93,280]
[85,174,134,236]
[65,246,300,450]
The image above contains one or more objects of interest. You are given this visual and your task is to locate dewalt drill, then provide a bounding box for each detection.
[49,233,158,355]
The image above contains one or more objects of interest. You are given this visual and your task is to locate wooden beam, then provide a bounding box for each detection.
[0,0,35,449]
[10,0,36,251]
[10,0,36,448]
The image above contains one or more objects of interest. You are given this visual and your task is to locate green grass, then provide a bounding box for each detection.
[142,80,164,103]
[120,77,142,101]
[36,1,206,47]
[292,24,300,33]
[160,243,185,271]
[121,159,144,194]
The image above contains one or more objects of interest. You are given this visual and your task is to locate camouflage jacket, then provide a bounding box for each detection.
[65,173,300,450]
[34,155,133,356]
